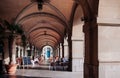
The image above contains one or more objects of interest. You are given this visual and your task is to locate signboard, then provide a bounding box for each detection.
[22,57,32,65]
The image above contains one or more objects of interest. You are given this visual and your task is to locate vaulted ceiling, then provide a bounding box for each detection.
[0,0,83,49]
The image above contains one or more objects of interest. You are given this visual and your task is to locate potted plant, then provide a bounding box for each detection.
[2,19,25,74]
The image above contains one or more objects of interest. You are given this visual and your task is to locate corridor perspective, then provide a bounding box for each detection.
[0,0,120,78]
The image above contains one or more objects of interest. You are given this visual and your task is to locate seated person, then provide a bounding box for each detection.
[61,57,69,66]
[62,57,68,63]
[39,55,44,64]
[31,56,40,66]
[16,57,22,66]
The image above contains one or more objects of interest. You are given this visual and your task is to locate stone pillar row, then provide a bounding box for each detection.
[83,17,98,78]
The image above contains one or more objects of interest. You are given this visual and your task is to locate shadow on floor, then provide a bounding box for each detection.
[17,65,49,70]
[17,64,68,71]
[0,74,51,78]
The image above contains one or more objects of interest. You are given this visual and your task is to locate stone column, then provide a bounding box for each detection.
[54,49,57,57]
[68,35,72,71]
[0,40,6,73]
[53,48,56,57]
[11,38,17,64]
[72,39,84,72]
[62,42,64,58]
[3,38,9,64]
[60,43,62,58]
[22,43,27,57]
[24,46,27,57]
[17,46,21,58]
[83,17,98,78]
[64,39,69,59]
[20,46,24,57]
[58,44,60,58]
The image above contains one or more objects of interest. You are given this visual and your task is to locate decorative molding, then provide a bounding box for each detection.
[25,22,64,37]
[99,61,120,63]
[30,33,60,44]
[27,26,63,39]
[72,39,84,41]
[98,23,120,27]
[17,12,68,30]
[72,57,84,59]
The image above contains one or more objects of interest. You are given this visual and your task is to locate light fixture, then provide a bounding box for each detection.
[37,0,43,10]
[44,31,47,35]
[31,0,50,10]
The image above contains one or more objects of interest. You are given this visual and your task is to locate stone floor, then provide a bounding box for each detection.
[1,64,83,78]
[16,69,82,78]
[1,60,83,78]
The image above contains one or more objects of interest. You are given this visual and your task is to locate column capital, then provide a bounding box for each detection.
[83,24,98,33]
[81,16,97,23]
[82,17,98,33]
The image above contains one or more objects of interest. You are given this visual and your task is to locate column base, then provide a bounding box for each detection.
[84,63,98,78]
[67,61,72,71]
[0,60,6,74]
[72,58,84,72]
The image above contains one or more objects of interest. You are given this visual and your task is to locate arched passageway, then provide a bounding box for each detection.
[0,0,99,78]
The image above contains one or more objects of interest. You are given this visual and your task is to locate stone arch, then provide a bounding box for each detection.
[71,3,84,72]
[72,0,99,78]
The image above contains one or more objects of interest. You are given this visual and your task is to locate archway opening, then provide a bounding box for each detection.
[42,45,53,62]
